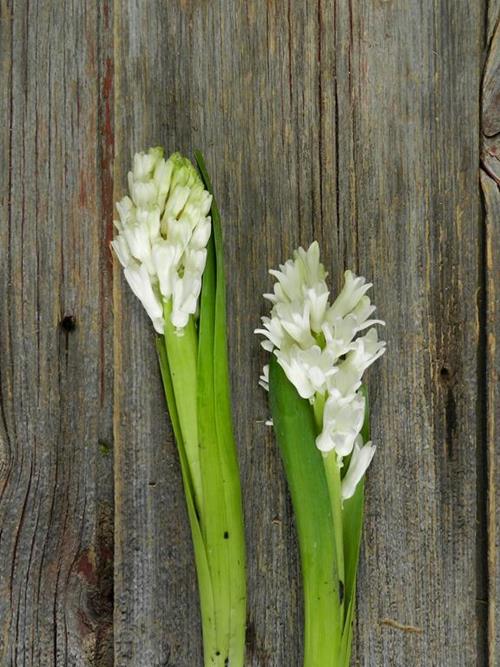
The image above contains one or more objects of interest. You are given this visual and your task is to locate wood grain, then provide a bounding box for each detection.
[0,1,114,664]
[482,4,500,664]
[0,0,495,665]
[349,2,487,665]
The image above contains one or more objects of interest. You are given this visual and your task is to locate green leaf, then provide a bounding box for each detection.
[196,219,231,665]
[269,356,341,666]
[156,337,217,661]
[195,150,247,666]
[339,592,356,667]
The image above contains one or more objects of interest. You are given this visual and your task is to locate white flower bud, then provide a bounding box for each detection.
[341,437,376,500]
[128,175,159,209]
[123,221,151,264]
[274,301,316,349]
[316,391,365,456]
[328,270,372,320]
[115,196,134,229]
[132,146,164,180]
[111,148,212,333]
[171,271,202,330]
[275,344,337,400]
[164,185,191,219]
[123,264,164,334]
[152,241,181,298]
[111,235,131,268]
[190,218,212,250]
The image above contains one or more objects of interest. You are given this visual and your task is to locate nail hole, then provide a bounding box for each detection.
[148,481,157,487]
[60,315,76,332]
[440,367,449,377]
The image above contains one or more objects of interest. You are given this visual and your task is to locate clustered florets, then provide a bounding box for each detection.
[112,148,212,333]
[256,242,386,498]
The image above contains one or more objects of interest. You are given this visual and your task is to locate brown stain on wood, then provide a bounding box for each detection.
[379,618,423,635]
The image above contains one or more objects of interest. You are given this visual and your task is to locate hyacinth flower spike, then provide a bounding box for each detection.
[113,148,246,666]
[256,242,385,666]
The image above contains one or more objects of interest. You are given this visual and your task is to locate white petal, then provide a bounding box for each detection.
[164,216,192,250]
[183,248,207,274]
[116,196,134,226]
[123,223,151,264]
[136,207,161,240]
[124,264,164,333]
[259,365,270,391]
[164,184,190,218]
[275,348,316,399]
[316,391,365,456]
[190,218,212,249]
[151,241,181,298]
[132,147,163,180]
[275,300,315,349]
[154,157,173,201]
[329,270,372,319]
[129,177,158,208]
[306,284,330,332]
[341,439,376,500]
[170,271,202,330]
[111,235,131,268]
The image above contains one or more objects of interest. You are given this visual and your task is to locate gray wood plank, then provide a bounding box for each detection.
[482,4,500,662]
[481,169,500,667]
[483,18,500,138]
[112,1,489,666]
[0,1,491,665]
[0,1,114,664]
[349,2,487,665]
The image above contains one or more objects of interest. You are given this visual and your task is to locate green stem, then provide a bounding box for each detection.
[323,451,345,619]
[313,394,345,621]
[163,299,203,513]
[156,336,218,663]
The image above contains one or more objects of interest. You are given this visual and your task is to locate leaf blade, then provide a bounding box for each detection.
[269,356,341,665]
[195,150,246,666]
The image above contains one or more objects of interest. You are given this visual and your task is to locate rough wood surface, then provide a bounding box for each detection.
[0,1,114,664]
[482,5,500,665]
[0,1,496,665]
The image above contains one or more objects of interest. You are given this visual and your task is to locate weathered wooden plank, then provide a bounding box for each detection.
[483,18,500,138]
[112,1,489,666]
[349,2,487,665]
[1,1,491,665]
[482,5,500,663]
[481,169,500,667]
[0,1,114,664]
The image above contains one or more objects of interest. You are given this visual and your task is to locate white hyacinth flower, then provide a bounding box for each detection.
[123,263,164,334]
[256,241,385,497]
[275,344,337,400]
[111,147,212,334]
[340,436,377,500]
[316,390,365,456]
